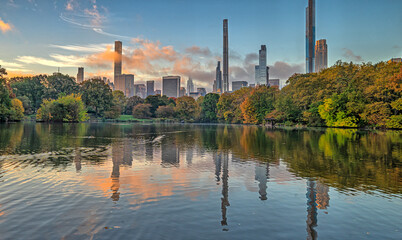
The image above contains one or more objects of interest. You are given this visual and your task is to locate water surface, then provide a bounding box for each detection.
[0,123,401,239]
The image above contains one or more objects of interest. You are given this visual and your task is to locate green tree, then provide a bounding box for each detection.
[80,78,113,116]
[126,95,144,115]
[144,95,169,116]
[201,93,220,122]
[11,75,46,111]
[175,96,200,122]
[112,90,126,114]
[43,73,79,99]
[36,94,88,122]
[0,78,12,121]
[132,103,152,119]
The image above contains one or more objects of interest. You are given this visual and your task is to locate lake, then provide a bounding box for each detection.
[0,123,401,239]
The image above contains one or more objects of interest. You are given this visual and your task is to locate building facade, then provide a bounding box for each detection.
[216,61,223,93]
[223,19,229,92]
[115,74,134,97]
[77,67,84,83]
[315,39,328,72]
[162,76,181,98]
[197,88,206,97]
[186,77,194,95]
[114,41,122,81]
[255,45,269,85]
[388,58,402,63]
[268,79,280,88]
[232,81,248,91]
[179,87,186,97]
[134,84,146,98]
[306,0,316,73]
[146,80,155,96]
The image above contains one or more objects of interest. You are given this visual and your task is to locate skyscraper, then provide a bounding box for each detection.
[255,45,269,85]
[76,67,84,83]
[115,74,134,97]
[306,0,316,73]
[223,19,229,92]
[232,81,248,91]
[114,41,122,81]
[216,61,223,93]
[186,77,194,95]
[162,76,180,98]
[315,39,328,72]
[146,80,155,96]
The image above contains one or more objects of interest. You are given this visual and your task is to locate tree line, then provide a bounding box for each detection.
[0,61,401,128]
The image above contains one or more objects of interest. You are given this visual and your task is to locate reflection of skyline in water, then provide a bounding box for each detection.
[0,123,400,239]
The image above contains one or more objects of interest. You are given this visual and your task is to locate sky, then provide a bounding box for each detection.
[0,0,401,91]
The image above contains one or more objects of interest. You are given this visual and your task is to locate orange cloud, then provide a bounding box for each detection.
[0,18,13,33]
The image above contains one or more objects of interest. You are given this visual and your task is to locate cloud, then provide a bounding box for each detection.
[268,61,304,80]
[244,53,258,65]
[50,43,109,52]
[185,46,212,56]
[0,59,24,68]
[342,48,363,62]
[65,0,75,11]
[0,18,13,33]
[16,54,86,68]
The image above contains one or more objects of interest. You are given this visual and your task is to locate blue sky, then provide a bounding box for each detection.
[0,0,401,90]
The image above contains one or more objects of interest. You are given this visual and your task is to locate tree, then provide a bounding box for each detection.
[201,93,220,122]
[112,90,126,114]
[125,95,144,115]
[156,105,175,119]
[80,79,113,116]
[0,78,12,121]
[0,65,6,78]
[217,87,252,123]
[132,103,152,119]
[10,99,25,121]
[175,96,200,122]
[11,75,46,111]
[240,86,278,124]
[144,95,169,116]
[43,73,79,99]
[36,94,88,122]
[17,96,33,115]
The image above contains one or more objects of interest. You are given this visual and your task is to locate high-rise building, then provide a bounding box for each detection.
[315,39,328,72]
[186,77,194,95]
[115,74,134,97]
[268,79,280,88]
[223,19,229,92]
[155,90,162,95]
[232,81,248,91]
[255,45,269,85]
[114,41,122,81]
[213,80,217,93]
[134,84,146,98]
[146,80,155,96]
[162,76,180,98]
[179,87,186,97]
[388,58,402,63]
[197,88,206,97]
[306,0,316,73]
[77,67,84,83]
[215,61,223,93]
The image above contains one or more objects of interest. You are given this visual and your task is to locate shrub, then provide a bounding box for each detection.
[36,94,88,122]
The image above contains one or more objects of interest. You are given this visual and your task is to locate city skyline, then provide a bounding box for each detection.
[0,0,401,91]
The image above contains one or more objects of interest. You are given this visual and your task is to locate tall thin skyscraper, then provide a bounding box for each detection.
[255,45,268,85]
[186,77,194,95]
[114,41,122,81]
[315,39,328,72]
[216,61,223,93]
[306,0,316,73]
[223,19,229,92]
[77,67,84,83]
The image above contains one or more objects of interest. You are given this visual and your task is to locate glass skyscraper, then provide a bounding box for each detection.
[306,0,316,73]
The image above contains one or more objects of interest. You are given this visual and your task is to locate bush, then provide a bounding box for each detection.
[132,104,152,119]
[156,105,175,118]
[36,94,88,122]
